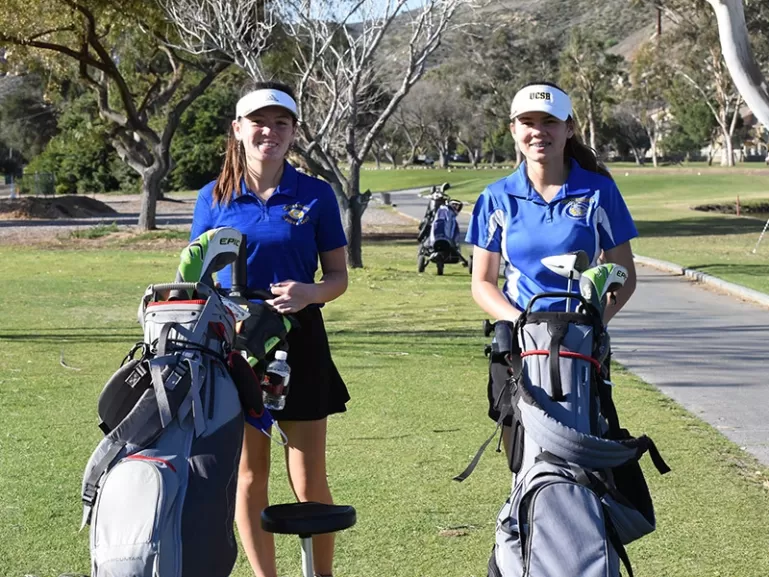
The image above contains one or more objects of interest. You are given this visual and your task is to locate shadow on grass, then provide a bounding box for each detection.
[688,263,769,277]
[636,215,765,237]
[0,329,140,343]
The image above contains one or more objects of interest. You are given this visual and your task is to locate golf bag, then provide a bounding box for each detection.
[80,227,293,577]
[417,184,468,275]
[457,291,670,577]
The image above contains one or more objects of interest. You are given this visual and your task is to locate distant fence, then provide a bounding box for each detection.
[1,172,55,197]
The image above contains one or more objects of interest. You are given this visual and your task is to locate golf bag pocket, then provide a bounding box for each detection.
[603,457,657,544]
[90,453,182,577]
[490,460,621,577]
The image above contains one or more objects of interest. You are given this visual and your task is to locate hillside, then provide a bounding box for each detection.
[384,0,659,71]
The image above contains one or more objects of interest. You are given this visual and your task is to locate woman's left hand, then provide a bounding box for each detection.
[265,280,315,313]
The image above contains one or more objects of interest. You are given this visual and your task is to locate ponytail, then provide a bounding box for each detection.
[212,127,246,206]
[565,132,613,180]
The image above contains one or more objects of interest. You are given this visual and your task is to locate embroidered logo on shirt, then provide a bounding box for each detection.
[563,197,591,219]
[282,203,311,225]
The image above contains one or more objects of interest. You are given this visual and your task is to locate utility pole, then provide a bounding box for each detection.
[657,7,662,37]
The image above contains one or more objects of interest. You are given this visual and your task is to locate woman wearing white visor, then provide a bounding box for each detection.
[190,81,349,577]
[465,81,638,445]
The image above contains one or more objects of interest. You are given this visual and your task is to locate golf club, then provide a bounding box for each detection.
[540,250,590,311]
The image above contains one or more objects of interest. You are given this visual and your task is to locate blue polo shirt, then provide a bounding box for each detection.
[190,162,347,291]
[465,159,637,312]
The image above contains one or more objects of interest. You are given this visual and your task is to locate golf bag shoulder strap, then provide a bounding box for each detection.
[454,322,526,482]
[453,420,504,482]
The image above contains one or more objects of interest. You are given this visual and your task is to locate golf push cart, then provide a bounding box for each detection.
[416,182,470,275]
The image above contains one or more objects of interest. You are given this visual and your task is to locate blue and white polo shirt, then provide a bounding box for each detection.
[465,159,638,312]
[190,162,347,291]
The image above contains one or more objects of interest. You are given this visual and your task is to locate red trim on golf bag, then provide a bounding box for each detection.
[146,300,208,307]
[125,454,177,473]
[520,349,602,372]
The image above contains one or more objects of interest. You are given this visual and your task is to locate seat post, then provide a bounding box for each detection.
[300,535,313,577]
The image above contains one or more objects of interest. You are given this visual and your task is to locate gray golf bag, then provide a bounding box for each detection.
[457,291,670,577]
[81,282,247,577]
[79,227,293,577]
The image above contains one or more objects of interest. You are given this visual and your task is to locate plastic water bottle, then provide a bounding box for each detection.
[261,350,291,411]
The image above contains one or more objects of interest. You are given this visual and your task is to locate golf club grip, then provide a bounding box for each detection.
[231,233,248,295]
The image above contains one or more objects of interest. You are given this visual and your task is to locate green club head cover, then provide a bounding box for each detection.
[175,227,243,294]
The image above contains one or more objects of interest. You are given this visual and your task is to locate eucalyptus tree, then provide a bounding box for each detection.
[0,0,236,228]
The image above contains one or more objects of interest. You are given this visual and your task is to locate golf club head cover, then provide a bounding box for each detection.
[227,351,265,422]
[174,227,243,297]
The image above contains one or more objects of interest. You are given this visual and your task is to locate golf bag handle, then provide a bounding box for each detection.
[524,291,593,315]
[148,282,215,298]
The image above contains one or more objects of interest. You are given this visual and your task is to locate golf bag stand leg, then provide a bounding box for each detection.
[452,245,469,267]
[261,502,357,577]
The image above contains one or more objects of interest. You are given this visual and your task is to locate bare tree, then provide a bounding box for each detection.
[705,0,769,129]
[642,0,769,161]
[162,0,476,267]
[160,0,275,80]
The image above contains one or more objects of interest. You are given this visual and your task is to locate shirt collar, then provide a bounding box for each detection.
[236,161,299,200]
[505,158,586,203]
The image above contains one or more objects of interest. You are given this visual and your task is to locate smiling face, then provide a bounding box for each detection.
[232,105,297,165]
[511,111,574,166]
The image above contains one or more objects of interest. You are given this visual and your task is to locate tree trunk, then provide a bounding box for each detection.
[338,161,369,269]
[137,164,166,230]
[650,136,659,168]
[631,147,643,165]
[588,105,597,152]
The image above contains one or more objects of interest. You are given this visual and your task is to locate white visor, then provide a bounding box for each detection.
[510,84,572,121]
[236,89,298,119]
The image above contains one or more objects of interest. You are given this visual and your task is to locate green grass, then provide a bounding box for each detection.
[69,222,120,239]
[359,167,769,295]
[1,241,769,577]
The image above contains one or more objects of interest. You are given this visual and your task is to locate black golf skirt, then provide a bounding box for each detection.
[269,306,349,422]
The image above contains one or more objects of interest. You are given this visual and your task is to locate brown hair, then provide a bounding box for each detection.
[517,81,613,181]
[212,81,298,206]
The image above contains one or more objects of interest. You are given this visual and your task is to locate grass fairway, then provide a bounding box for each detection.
[360,166,769,295]
[2,241,769,576]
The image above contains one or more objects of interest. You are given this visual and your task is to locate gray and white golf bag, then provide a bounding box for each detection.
[458,291,670,577]
[81,282,247,577]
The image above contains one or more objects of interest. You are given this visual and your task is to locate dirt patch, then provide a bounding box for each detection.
[692,201,769,216]
[0,195,118,220]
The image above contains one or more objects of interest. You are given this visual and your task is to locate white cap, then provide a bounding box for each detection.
[236,89,298,119]
[274,350,288,360]
[510,84,572,121]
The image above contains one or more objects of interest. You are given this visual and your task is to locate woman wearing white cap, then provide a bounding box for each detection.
[190,81,349,577]
[465,81,638,443]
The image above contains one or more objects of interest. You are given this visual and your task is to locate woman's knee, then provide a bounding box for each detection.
[238,427,271,494]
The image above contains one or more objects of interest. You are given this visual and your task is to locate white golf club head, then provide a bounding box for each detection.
[541,250,590,280]
[541,251,590,311]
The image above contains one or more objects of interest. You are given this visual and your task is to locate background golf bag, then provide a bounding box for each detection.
[80,227,293,577]
[417,183,469,275]
[460,291,670,577]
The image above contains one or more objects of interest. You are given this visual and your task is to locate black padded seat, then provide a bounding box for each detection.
[261,502,356,537]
